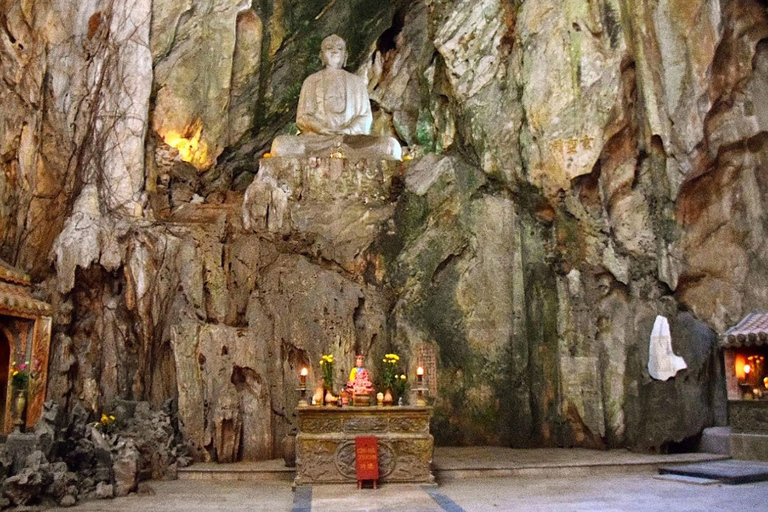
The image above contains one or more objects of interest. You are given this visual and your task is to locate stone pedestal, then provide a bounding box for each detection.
[728,400,768,461]
[242,156,400,273]
[243,156,399,234]
[295,406,434,485]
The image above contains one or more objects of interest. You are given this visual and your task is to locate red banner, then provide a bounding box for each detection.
[355,436,379,484]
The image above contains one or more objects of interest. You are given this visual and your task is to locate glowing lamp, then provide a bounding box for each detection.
[161,120,209,169]
[744,364,751,375]
[416,366,424,385]
[300,367,308,388]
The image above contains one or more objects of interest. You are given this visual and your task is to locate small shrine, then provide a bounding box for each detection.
[0,259,52,433]
[721,311,768,460]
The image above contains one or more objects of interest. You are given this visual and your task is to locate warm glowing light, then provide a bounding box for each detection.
[744,364,751,375]
[161,120,209,169]
[416,366,424,376]
[299,366,308,388]
[764,377,768,389]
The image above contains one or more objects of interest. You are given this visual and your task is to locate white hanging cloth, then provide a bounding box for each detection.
[648,315,687,380]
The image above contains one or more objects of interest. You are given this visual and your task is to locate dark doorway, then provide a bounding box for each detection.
[0,329,9,434]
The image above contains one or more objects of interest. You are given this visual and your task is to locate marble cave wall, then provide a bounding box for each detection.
[1,0,767,458]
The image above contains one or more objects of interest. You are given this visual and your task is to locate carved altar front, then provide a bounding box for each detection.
[295,406,434,485]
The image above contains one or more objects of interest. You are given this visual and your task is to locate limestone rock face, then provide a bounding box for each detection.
[152,0,254,170]
[1,0,151,277]
[2,0,768,457]
[517,0,626,190]
[432,0,523,181]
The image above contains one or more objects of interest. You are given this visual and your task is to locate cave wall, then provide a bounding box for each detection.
[1,0,767,457]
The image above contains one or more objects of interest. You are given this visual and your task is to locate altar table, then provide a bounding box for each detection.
[295,405,434,485]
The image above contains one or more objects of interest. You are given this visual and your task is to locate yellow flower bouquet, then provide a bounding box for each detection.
[319,354,335,391]
[382,353,401,390]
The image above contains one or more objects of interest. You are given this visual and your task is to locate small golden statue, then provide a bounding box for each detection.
[347,354,375,405]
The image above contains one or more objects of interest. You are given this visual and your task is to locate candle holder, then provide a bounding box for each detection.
[414,366,427,406]
[297,386,309,407]
[298,367,309,406]
[414,387,427,406]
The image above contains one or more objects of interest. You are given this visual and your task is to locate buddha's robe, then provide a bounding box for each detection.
[296,68,372,135]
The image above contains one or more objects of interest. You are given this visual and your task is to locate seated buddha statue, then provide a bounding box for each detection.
[270,34,402,161]
[347,354,375,401]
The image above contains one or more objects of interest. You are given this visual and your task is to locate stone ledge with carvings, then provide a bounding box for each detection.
[295,405,434,485]
[242,156,402,271]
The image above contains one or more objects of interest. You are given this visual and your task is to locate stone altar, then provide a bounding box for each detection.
[295,406,434,485]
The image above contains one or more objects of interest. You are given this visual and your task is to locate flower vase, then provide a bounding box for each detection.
[12,389,27,432]
[325,389,335,406]
[383,388,394,406]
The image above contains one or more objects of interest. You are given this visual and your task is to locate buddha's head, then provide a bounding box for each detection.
[320,34,347,69]
[355,354,364,368]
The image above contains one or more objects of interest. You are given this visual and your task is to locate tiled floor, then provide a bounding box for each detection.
[46,449,765,512]
[47,475,768,512]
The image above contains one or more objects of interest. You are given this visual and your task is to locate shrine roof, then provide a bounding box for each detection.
[721,311,768,348]
[0,259,50,318]
[0,258,30,286]
[0,282,52,317]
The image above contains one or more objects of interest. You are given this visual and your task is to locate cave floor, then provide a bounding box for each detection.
[47,449,767,512]
[45,472,768,512]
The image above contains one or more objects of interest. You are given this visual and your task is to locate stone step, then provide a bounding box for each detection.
[178,448,730,483]
[433,448,729,482]
[178,459,294,482]
[653,474,720,485]
[658,459,768,485]
[698,426,731,455]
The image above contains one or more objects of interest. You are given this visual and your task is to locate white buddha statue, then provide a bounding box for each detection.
[270,34,401,161]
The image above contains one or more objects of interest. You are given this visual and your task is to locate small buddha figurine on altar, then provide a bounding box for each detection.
[270,34,401,161]
[347,354,375,405]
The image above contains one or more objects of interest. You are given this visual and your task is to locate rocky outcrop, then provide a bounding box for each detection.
[1,0,767,457]
[0,401,185,508]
